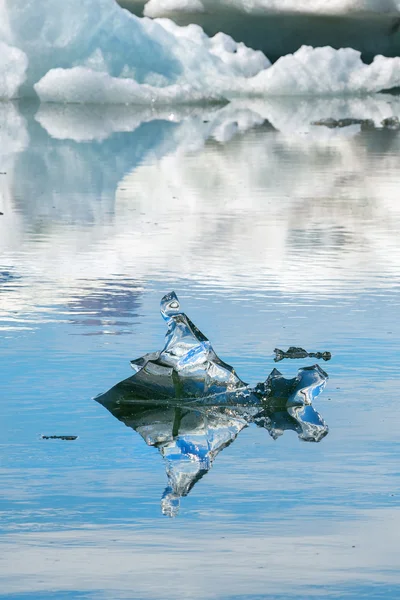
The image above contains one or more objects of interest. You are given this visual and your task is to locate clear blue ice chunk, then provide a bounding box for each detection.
[130,291,247,399]
[96,292,330,516]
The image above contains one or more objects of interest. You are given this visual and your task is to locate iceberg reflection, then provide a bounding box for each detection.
[3,98,400,324]
[96,292,329,516]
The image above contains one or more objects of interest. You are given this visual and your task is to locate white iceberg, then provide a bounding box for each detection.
[129,0,400,64]
[142,0,400,17]
[2,0,400,103]
[0,41,27,99]
[143,0,400,17]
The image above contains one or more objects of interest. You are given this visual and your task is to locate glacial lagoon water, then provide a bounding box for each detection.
[0,97,400,599]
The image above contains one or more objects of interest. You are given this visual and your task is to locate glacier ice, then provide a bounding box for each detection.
[94,290,329,515]
[96,292,329,515]
[0,41,27,99]
[3,0,400,103]
[0,0,268,103]
[130,291,247,399]
[134,0,400,64]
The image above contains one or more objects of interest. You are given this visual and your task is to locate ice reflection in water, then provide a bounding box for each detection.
[97,398,328,517]
[1,97,400,330]
[67,277,142,335]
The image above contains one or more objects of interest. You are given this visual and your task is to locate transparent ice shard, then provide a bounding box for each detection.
[130,291,247,399]
[255,364,328,406]
[96,296,329,515]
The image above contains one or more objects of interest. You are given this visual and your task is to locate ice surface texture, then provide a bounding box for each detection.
[97,292,329,516]
[3,0,400,102]
[0,41,27,99]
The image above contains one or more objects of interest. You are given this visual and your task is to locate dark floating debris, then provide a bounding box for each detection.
[312,117,400,130]
[0,212,3,216]
[41,435,78,440]
[96,292,330,517]
[381,117,400,129]
[312,118,374,129]
[274,347,331,362]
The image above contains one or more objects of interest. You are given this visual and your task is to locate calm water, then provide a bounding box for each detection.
[1,97,399,599]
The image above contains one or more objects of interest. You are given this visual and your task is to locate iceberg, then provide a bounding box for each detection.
[0,0,268,102]
[142,0,400,16]
[0,41,27,99]
[3,0,400,102]
[96,292,329,515]
[125,0,400,63]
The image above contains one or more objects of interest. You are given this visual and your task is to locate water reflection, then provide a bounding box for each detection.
[1,96,400,329]
[1,98,399,598]
[67,277,142,335]
[97,380,328,516]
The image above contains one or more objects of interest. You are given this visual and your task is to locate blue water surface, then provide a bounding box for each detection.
[0,98,399,599]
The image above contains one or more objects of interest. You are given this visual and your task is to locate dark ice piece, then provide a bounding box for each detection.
[312,118,375,129]
[274,346,331,362]
[41,435,78,440]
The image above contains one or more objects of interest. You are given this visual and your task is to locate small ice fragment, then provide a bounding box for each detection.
[130,291,246,397]
[274,347,331,362]
[41,435,78,440]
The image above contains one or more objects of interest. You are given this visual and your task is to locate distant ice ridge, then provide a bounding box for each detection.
[143,0,400,17]
[3,0,400,103]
